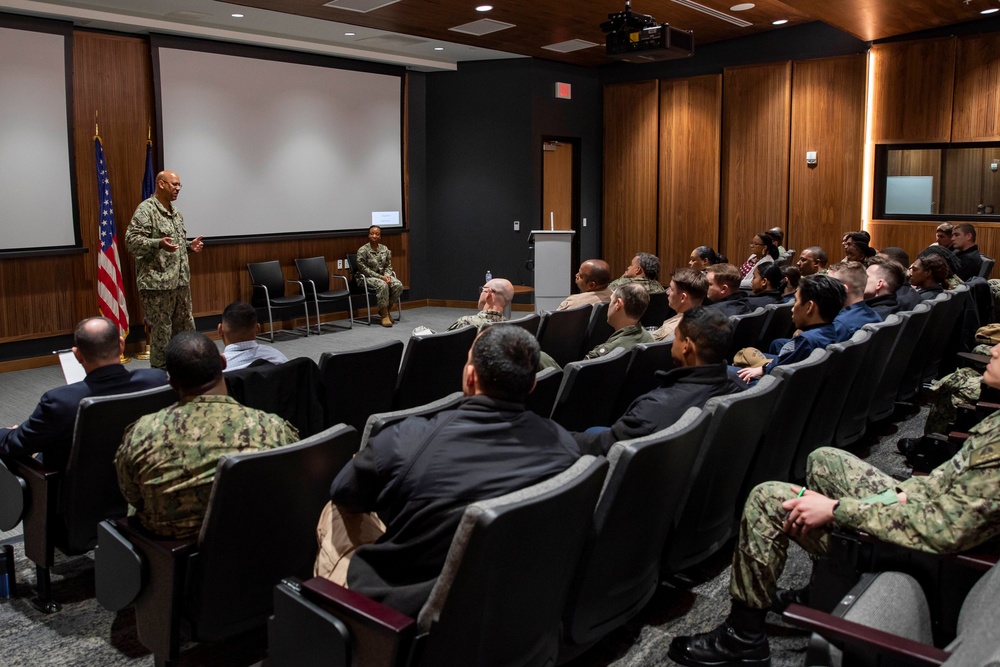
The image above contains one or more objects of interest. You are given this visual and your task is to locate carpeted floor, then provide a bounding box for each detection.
[0,306,927,666]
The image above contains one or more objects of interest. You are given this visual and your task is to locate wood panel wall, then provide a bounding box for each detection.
[0,30,410,350]
[657,74,722,276]
[871,37,956,143]
[953,32,1000,141]
[720,62,792,264]
[788,55,866,259]
[602,80,659,278]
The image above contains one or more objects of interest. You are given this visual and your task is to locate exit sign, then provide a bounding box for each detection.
[555,82,572,99]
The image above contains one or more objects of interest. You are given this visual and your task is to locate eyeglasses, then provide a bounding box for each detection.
[749,241,764,247]
[480,286,496,294]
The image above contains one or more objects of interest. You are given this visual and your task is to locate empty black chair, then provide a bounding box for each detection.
[965,276,994,337]
[897,292,956,400]
[247,260,311,342]
[833,315,904,449]
[95,424,361,666]
[346,252,402,326]
[527,366,563,419]
[727,307,768,361]
[979,255,995,279]
[394,326,477,409]
[789,329,871,481]
[611,340,676,422]
[758,301,794,349]
[360,392,465,449]
[488,312,541,336]
[743,347,829,494]
[662,375,784,575]
[559,408,711,661]
[319,340,404,432]
[550,347,631,431]
[225,357,326,438]
[267,455,609,667]
[581,302,614,355]
[536,304,593,368]
[639,291,674,329]
[4,384,178,612]
[868,305,931,422]
[294,256,353,334]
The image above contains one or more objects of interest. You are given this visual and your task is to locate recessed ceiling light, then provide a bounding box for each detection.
[730,3,754,10]
[231,13,244,17]
[476,4,493,10]
[983,7,999,13]
[434,46,445,50]
[344,31,356,35]
[772,19,787,25]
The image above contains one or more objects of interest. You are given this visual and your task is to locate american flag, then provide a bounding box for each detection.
[95,136,129,338]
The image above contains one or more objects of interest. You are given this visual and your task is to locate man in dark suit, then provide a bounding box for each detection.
[0,316,167,471]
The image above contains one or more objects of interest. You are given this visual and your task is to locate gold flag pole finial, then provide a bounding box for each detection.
[94,110,99,140]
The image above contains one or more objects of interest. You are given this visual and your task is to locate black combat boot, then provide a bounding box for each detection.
[668,600,770,666]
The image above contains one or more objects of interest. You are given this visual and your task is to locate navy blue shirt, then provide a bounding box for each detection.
[833,301,882,342]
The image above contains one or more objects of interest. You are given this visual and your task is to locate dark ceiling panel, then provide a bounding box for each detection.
[229,0,1000,66]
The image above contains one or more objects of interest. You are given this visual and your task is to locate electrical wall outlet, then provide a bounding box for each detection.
[514,220,520,231]
[337,259,344,269]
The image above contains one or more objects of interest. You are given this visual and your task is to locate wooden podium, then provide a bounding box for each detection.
[529,230,575,312]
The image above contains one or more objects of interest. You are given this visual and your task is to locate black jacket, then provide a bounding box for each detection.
[706,292,752,317]
[572,363,744,456]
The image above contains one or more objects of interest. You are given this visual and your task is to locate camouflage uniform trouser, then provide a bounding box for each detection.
[363,276,403,310]
[730,447,897,610]
[924,367,983,435]
[139,286,195,369]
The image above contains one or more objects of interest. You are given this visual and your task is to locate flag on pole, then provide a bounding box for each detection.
[141,135,154,200]
[95,135,130,338]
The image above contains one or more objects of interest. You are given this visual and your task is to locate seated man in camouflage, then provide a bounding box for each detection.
[447,278,514,332]
[608,252,665,294]
[669,343,1000,667]
[584,282,652,359]
[115,331,299,539]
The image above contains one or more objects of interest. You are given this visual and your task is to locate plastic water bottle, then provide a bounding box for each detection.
[0,544,14,598]
[485,270,492,282]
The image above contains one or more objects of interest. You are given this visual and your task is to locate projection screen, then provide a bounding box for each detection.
[0,24,76,251]
[155,43,404,240]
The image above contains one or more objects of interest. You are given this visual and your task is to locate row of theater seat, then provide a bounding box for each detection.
[0,283,984,662]
[89,282,983,664]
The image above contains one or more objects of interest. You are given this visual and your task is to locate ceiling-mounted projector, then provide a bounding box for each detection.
[601,0,694,62]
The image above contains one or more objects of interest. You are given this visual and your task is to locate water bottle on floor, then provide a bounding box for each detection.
[0,544,14,598]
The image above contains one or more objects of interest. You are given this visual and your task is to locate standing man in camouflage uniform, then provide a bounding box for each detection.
[669,343,1000,667]
[125,170,204,369]
[447,278,514,331]
[355,225,403,327]
[115,331,298,539]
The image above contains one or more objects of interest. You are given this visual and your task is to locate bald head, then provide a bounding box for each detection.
[479,278,514,311]
[155,170,182,205]
[73,316,123,366]
[575,259,611,293]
